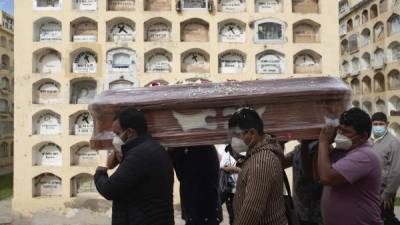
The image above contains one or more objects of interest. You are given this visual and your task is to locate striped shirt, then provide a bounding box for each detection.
[233,137,287,225]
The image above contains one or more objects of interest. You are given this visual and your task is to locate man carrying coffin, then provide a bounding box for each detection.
[94,108,174,225]
[227,107,287,225]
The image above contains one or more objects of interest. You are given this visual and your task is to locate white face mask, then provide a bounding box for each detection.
[334,133,353,150]
[231,137,249,153]
[112,131,126,157]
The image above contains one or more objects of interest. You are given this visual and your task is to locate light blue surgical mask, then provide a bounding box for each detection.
[372,126,386,138]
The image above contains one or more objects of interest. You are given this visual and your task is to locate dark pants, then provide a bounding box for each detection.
[220,192,235,225]
[381,197,400,225]
[299,221,318,225]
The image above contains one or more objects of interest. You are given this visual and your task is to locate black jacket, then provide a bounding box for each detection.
[94,134,174,225]
[169,145,222,224]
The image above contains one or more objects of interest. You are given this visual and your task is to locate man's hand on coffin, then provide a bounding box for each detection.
[223,165,241,174]
[107,150,120,170]
[319,125,337,145]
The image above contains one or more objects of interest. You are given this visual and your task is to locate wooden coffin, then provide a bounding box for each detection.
[89,77,351,149]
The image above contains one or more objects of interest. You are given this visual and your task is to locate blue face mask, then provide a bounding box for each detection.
[373,126,386,137]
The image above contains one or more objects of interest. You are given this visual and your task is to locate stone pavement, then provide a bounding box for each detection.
[0,197,11,225]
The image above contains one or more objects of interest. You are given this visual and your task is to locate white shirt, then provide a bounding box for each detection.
[217,145,238,193]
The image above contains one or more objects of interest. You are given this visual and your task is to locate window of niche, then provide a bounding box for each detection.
[348,34,358,53]
[218,50,246,74]
[69,78,97,104]
[360,28,370,47]
[293,19,320,43]
[373,73,385,92]
[71,173,96,197]
[362,76,372,94]
[33,0,62,10]
[218,0,246,12]
[73,0,97,11]
[376,99,386,113]
[254,18,286,44]
[33,173,62,197]
[180,0,208,11]
[107,0,135,11]
[33,48,62,74]
[256,50,284,74]
[0,142,8,158]
[355,15,361,28]
[34,18,62,42]
[351,78,361,95]
[340,39,348,55]
[341,60,349,76]
[293,50,321,74]
[105,48,137,90]
[347,19,353,32]
[388,41,400,62]
[181,49,210,73]
[373,22,385,42]
[361,52,371,70]
[370,4,378,19]
[362,10,369,24]
[0,77,10,94]
[144,0,171,11]
[351,57,359,75]
[0,54,10,69]
[32,79,62,104]
[255,0,282,13]
[388,14,400,36]
[373,48,385,69]
[32,142,62,166]
[70,142,98,167]
[389,69,400,90]
[32,110,62,135]
[292,0,318,13]
[107,18,135,42]
[69,111,93,135]
[362,101,373,115]
[70,17,97,42]
[389,96,400,116]
[390,122,400,138]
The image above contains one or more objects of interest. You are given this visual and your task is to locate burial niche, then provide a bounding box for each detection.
[73,0,97,11]
[107,0,135,11]
[294,50,321,74]
[255,0,283,13]
[218,20,245,43]
[70,18,98,42]
[107,18,135,42]
[218,50,246,74]
[256,50,284,74]
[70,111,93,135]
[181,19,209,42]
[144,0,171,11]
[34,18,62,42]
[105,48,137,90]
[32,79,61,104]
[71,49,97,73]
[33,142,62,166]
[70,78,97,104]
[33,48,62,74]
[71,173,96,196]
[145,48,172,73]
[71,143,98,166]
[144,18,172,42]
[181,49,210,73]
[293,19,320,43]
[218,0,246,12]
[33,173,62,197]
[32,110,62,135]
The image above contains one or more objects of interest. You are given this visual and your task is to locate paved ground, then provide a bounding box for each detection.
[0,197,397,225]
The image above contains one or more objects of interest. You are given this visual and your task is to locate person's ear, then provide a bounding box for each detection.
[126,128,138,139]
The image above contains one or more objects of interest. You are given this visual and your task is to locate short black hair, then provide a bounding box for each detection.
[228,108,264,135]
[339,107,372,138]
[113,107,148,135]
[371,112,388,123]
